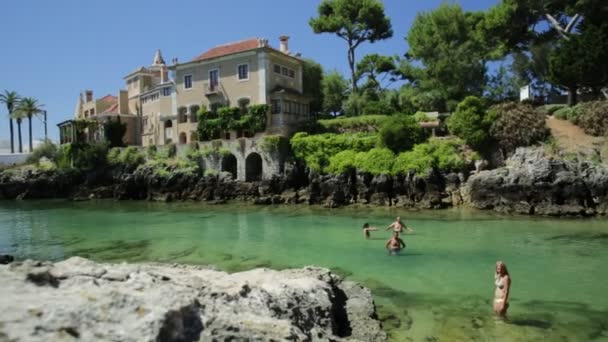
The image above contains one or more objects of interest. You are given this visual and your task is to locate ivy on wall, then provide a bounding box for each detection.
[197,104,269,141]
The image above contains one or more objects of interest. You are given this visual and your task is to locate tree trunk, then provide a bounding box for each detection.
[348,46,358,93]
[17,120,23,153]
[28,115,33,152]
[9,117,14,154]
[567,86,578,107]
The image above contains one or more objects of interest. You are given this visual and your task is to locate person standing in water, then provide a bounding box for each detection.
[494,261,511,318]
[385,232,406,255]
[384,216,414,234]
[362,223,379,239]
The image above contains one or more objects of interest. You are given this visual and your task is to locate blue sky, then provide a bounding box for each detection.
[0,0,498,142]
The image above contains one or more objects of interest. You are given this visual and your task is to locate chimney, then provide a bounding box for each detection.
[279,35,290,54]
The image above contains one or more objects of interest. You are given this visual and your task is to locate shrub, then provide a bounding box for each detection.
[447,96,493,151]
[317,115,390,133]
[290,132,377,172]
[575,101,608,136]
[56,143,108,170]
[393,138,469,175]
[107,148,122,165]
[488,102,549,153]
[167,143,177,158]
[120,146,145,168]
[554,106,572,120]
[413,111,433,122]
[377,115,425,153]
[26,140,58,164]
[541,104,567,115]
[261,135,289,154]
[147,145,157,159]
[354,148,395,175]
[103,117,127,147]
[327,150,358,174]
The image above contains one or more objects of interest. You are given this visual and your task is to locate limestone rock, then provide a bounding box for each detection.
[0,257,386,342]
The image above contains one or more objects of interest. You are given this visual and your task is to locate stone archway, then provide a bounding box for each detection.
[245,152,263,182]
[221,153,237,180]
[179,132,187,144]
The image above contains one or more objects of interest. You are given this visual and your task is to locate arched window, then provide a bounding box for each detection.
[179,132,187,144]
[221,154,237,179]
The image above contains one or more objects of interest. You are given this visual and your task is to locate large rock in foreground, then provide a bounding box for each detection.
[463,147,608,215]
[0,257,386,341]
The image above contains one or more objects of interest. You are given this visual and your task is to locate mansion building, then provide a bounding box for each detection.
[58,36,310,146]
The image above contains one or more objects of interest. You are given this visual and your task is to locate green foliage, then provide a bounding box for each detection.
[413,111,432,122]
[261,135,289,154]
[356,54,396,92]
[166,143,177,158]
[290,132,377,172]
[318,115,389,132]
[309,0,393,91]
[484,65,519,103]
[218,147,232,157]
[447,96,493,150]
[146,145,157,159]
[354,148,395,175]
[392,138,472,175]
[326,150,359,174]
[576,101,608,136]
[198,105,268,140]
[26,140,58,164]
[322,70,349,115]
[488,102,549,153]
[302,58,324,115]
[542,104,567,115]
[401,4,487,111]
[108,146,146,169]
[56,143,108,170]
[103,117,127,147]
[377,115,426,153]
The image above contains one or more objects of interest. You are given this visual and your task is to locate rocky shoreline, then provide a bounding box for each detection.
[0,257,386,341]
[1,148,607,216]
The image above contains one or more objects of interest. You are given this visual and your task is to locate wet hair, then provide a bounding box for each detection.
[496,261,509,276]
[363,223,369,228]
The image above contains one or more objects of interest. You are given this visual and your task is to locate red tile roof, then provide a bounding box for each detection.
[99,95,117,103]
[103,103,119,113]
[191,38,261,62]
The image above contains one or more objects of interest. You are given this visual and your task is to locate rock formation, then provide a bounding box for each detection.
[0,257,386,342]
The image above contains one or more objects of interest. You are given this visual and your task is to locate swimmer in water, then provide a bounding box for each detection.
[385,232,406,255]
[384,216,414,234]
[362,223,379,239]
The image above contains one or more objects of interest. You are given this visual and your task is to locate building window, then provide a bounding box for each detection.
[274,64,295,79]
[271,99,281,114]
[281,67,289,76]
[162,87,171,96]
[90,108,95,115]
[274,64,281,74]
[209,69,219,89]
[143,116,149,130]
[184,75,192,89]
[289,69,295,78]
[237,64,249,80]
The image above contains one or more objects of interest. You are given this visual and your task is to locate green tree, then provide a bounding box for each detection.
[322,70,349,115]
[548,24,608,106]
[302,58,324,117]
[485,65,519,103]
[15,97,44,153]
[447,96,493,151]
[0,90,20,154]
[356,54,396,93]
[400,4,487,111]
[104,117,127,147]
[377,115,425,153]
[309,0,393,92]
[489,102,549,154]
[11,107,27,153]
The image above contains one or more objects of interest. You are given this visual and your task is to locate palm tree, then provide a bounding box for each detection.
[15,97,44,153]
[0,90,20,154]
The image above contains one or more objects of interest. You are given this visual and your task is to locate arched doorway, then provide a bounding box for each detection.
[245,152,262,182]
[179,132,187,144]
[221,154,237,180]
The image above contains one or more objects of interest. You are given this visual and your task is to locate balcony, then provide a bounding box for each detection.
[204,82,222,97]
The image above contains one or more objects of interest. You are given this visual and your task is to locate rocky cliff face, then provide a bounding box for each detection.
[2,147,607,216]
[0,257,386,342]
[463,147,608,215]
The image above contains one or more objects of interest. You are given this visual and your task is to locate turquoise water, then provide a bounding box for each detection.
[1,200,607,341]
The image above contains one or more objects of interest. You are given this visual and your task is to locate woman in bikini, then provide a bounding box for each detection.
[494,261,511,318]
